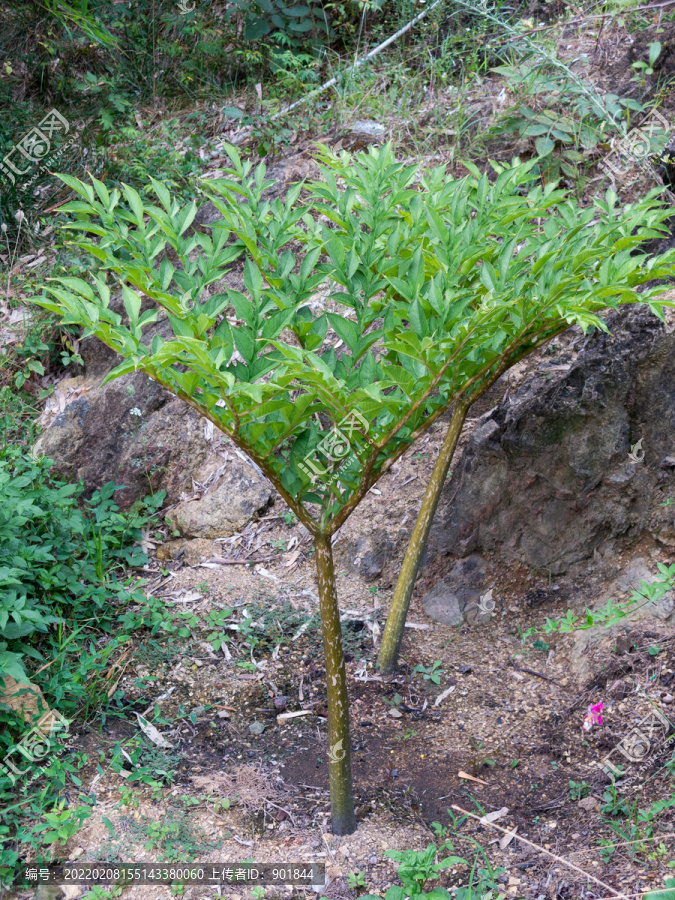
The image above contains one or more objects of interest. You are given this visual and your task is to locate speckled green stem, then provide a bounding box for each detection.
[315,532,356,835]
[377,398,471,675]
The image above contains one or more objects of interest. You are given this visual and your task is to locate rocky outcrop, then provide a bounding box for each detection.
[421,554,494,625]
[34,328,214,509]
[428,304,675,575]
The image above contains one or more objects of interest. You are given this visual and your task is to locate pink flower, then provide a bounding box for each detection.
[582,701,603,731]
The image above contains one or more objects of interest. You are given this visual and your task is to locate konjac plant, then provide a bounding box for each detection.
[31,144,675,833]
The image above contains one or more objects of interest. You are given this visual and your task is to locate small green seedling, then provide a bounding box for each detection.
[632,41,662,79]
[413,660,444,684]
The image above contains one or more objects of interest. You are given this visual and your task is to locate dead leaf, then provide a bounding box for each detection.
[283,549,301,568]
[277,710,313,724]
[434,685,456,707]
[480,807,509,826]
[499,825,518,849]
[169,590,202,603]
[0,676,50,724]
[135,713,173,748]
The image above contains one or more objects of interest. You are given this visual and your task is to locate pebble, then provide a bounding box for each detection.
[249,721,266,735]
[369,856,377,865]
[663,694,673,704]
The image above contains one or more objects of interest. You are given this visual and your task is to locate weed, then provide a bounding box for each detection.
[468,736,496,777]
[521,566,675,645]
[632,41,662,82]
[413,660,444,685]
[601,782,630,817]
[348,870,367,891]
[117,805,223,864]
[569,780,591,800]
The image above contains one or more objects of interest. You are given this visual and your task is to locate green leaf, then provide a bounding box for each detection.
[535,136,556,157]
[408,298,428,338]
[327,313,359,353]
[245,17,271,39]
[122,184,145,226]
[122,285,141,323]
[649,41,662,67]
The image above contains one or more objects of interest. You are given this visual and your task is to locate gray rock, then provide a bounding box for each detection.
[249,721,266,735]
[422,553,491,625]
[166,457,273,539]
[36,369,214,510]
[422,581,471,626]
[351,120,386,136]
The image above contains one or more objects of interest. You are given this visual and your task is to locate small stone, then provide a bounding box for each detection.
[70,847,84,860]
[274,696,288,710]
[578,796,599,812]
[249,721,266,735]
[369,856,377,865]
[390,768,398,777]
[388,708,403,718]
[351,120,386,136]
[663,694,674,704]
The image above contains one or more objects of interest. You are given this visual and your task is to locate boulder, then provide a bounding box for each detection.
[421,554,493,625]
[35,362,213,509]
[166,456,273,539]
[428,304,675,575]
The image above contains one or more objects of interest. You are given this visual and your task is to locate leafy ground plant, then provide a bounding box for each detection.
[0,442,165,885]
[520,565,675,647]
[0,446,165,681]
[31,143,675,833]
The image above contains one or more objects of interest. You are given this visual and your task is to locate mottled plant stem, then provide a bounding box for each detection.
[377,398,471,675]
[314,532,356,835]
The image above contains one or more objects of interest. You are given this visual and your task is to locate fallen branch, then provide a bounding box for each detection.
[451,806,630,900]
[203,555,276,566]
[509,657,567,688]
[220,0,444,147]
